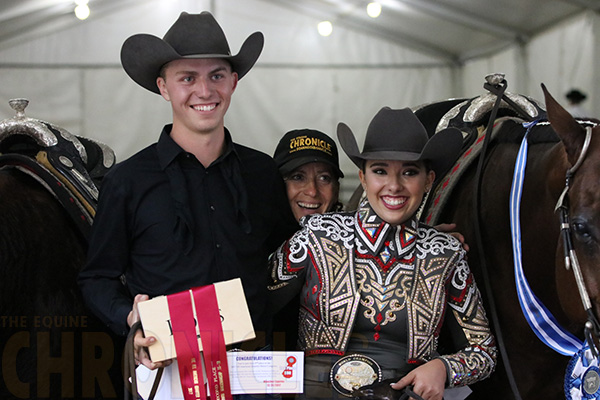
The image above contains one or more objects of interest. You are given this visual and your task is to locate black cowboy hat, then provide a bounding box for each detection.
[274,129,344,178]
[120,11,264,94]
[337,107,463,179]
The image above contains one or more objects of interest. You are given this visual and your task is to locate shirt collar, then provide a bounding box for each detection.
[156,124,238,170]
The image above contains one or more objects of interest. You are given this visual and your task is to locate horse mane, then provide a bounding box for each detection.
[491,118,599,146]
[491,119,559,145]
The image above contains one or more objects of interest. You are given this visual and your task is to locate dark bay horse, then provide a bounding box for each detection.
[417,84,600,399]
[0,100,124,399]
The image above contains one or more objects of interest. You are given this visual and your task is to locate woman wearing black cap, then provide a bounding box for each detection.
[274,129,344,222]
[268,108,496,400]
[272,129,345,355]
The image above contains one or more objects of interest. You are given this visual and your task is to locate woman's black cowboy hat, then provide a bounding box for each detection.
[337,107,463,179]
[120,11,264,94]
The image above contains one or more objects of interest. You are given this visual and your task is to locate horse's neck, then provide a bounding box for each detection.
[526,142,568,201]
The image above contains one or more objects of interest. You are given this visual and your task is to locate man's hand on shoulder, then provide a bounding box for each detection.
[434,222,469,252]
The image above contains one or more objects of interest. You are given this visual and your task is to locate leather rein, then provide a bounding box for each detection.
[473,75,528,400]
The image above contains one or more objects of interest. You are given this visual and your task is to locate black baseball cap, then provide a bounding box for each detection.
[274,129,344,178]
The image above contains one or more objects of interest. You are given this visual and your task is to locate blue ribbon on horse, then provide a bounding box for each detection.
[510,120,600,399]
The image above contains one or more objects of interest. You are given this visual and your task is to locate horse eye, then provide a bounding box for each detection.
[571,221,592,241]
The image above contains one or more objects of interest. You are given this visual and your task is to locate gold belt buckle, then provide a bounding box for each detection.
[330,354,382,397]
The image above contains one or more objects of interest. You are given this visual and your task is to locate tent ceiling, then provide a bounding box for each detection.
[265,0,600,63]
[0,0,598,64]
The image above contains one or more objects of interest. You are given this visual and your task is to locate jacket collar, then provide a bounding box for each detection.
[354,199,418,262]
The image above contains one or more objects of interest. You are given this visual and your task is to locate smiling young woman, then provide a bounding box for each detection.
[268,107,496,400]
[359,159,434,227]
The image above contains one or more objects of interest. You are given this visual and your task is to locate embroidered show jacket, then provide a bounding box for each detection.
[268,206,497,387]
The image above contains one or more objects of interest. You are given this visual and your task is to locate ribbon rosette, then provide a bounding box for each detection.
[566,345,600,400]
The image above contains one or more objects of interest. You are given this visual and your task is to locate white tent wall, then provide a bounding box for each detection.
[461,11,599,117]
[461,47,522,97]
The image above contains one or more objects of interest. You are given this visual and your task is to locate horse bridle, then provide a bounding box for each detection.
[554,125,600,356]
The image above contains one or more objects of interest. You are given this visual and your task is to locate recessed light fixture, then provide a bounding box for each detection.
[318,20,333,37]
[367,2,382,18]
[74,0,90,20]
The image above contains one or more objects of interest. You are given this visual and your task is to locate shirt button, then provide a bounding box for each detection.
[210,205,215,211]
[216,243,221,248]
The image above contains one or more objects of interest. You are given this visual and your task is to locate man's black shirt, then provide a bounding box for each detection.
[78,125,298,336]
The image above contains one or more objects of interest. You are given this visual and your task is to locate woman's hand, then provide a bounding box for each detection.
[128,294,172,370]
[352,377,405,399]
[390,359,447,400]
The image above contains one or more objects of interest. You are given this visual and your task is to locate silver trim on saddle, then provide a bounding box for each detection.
[0,98,116,204]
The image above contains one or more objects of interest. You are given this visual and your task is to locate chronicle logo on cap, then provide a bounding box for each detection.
[289,135,333,155]
[274,128,344,178]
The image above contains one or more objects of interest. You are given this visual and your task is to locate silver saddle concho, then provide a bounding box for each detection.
[330,354,383,397]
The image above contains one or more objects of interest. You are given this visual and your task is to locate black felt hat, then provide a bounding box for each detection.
[120,11,264,94]
[337,107,462,179]
[274,129,344,178]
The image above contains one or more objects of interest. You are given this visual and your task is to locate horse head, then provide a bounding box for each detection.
[543,84,600,335]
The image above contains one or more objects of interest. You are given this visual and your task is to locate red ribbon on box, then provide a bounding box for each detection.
[167,285,233,400]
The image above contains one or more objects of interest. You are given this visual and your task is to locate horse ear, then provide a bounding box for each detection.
[541,83,586,167]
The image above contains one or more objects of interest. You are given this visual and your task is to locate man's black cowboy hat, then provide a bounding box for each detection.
[120,11,264,94]
[337,107,463,179]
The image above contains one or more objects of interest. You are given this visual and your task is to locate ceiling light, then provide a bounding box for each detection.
[318,21,333,37]
[367,2,382,18]
[74,4,90,20]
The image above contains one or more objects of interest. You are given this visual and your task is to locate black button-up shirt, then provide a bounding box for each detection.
[78,125,298,336]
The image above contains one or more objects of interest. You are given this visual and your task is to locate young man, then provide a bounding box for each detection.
[78,10,298,382]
